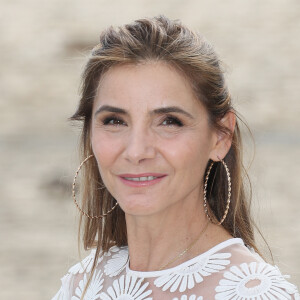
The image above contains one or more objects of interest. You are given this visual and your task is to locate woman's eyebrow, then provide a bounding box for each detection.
[152,106,194,119]
[94,105,128,117]
[94,105,194,119]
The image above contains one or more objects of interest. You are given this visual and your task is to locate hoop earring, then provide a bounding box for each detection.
[203,156,231,225]
[72,154,118,219]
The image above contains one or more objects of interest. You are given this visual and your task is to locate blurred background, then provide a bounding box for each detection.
[0,0,299,298]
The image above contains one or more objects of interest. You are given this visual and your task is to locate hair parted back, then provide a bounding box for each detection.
[71,16,262,288]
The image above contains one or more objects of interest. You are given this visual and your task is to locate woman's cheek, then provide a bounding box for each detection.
[92,134,119,165]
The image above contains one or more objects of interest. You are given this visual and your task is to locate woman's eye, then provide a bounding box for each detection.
[161,116,183,127]
[102,117,126,126]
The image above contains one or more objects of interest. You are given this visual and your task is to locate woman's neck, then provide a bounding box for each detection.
[125,197,231,272]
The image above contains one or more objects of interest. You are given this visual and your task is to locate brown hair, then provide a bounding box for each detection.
[71,15,264,296]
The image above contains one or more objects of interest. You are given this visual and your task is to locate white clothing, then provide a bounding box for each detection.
[52,238,299,299]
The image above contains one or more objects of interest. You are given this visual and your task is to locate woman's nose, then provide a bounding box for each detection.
[123,128,156,165]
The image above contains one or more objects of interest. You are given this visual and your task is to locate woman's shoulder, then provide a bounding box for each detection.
[66,244,128,274]
[208,238,299,299]
[51,245,129,300]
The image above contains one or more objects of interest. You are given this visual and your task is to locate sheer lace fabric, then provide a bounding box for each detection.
[52,238,299,300]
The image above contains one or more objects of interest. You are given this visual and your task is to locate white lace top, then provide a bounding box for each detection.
[52,238,299,300]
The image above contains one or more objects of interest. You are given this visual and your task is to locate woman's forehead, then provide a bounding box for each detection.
[94,62,202,112]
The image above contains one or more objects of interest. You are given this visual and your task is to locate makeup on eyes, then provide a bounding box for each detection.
[160,115,184,127]
[100,113,185,128]
[102,115,126,126]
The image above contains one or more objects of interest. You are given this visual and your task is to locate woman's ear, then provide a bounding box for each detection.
[209,111,236,161]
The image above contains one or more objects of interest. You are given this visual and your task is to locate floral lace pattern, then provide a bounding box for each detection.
[68,250,101,275]
[99,275,152,300]
[71,270,104,300]
[52,239,299,300]
[154,252,231,292]
[104,248,129,277]
[215,262,298,299]
[172,295,203,300]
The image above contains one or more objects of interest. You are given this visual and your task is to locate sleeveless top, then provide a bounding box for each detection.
[52,238,299,299]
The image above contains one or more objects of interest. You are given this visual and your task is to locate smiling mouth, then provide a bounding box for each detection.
[123,176,160,182]
[118,173,167,186]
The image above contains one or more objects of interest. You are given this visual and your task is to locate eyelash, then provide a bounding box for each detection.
[101,115,184,127]
[102,116,126,126]
[161,116,183,127]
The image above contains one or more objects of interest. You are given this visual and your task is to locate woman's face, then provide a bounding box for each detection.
[91,62,219,216]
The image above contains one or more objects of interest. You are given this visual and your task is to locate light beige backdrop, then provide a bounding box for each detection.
[0,0,299,299]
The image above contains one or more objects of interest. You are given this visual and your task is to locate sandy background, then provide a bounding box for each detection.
[0,0,299,299]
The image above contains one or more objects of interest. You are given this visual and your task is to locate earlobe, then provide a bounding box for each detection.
[209,111,236,161]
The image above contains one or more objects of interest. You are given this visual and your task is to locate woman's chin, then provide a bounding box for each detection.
[117,196,163,217]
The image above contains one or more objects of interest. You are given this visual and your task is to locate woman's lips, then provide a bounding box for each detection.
[118,173,167,187]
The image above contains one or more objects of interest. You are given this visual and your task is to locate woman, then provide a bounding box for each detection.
[53,16,299,299]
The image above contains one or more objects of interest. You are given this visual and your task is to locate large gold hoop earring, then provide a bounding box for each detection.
[72,154,118,219]
[203,156,231,225]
